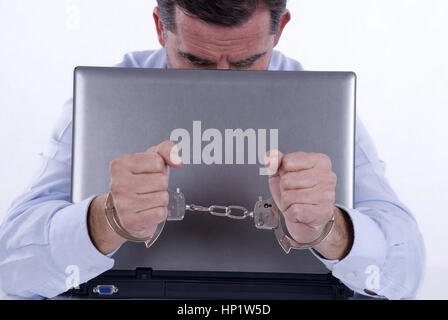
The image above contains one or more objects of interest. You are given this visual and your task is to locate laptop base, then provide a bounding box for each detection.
[62,268,354,300]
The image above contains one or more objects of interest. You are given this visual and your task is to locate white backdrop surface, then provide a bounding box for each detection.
[0,0,447,299]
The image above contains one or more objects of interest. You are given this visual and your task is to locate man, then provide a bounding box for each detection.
[0,0,424,299]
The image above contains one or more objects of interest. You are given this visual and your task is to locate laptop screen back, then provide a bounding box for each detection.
[72,68,355,274]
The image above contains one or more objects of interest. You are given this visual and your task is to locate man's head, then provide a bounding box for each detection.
[153,0,290,70]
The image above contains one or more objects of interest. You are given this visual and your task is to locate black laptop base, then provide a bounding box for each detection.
[62,268,354,300]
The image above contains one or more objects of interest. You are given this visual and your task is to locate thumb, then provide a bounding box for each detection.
[264,149,283,177]
[155,140,183,168]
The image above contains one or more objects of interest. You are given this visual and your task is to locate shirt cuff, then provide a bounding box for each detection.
[47,196,115,297]
[310,204,388,297]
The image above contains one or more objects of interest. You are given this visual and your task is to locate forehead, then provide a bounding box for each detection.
[173,6,272,45]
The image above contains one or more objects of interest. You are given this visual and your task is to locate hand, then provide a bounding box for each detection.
[266,150,337,244]
[108,140,182,238]
[88,140,181,254]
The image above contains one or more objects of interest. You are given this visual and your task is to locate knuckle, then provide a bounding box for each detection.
[280,175,292,190]
[325,205,335,219]
[109,180,125,194]
[291,151,306,159]
[152,157,165,172]
[160,191,170,206]
[324,190,335,203]
[281,156,291,170]
[318,153,332,168]
[289,204,303,218]
[283,208,297,223]
[314,152,325,160]
[159,174,169,190]
[293,205,314,224]
[109,158,123,174]
[329,171,337,184]
[283,153,297,169]
[295,151,307,159]
[149,174,168,192]
[282,155,291,167]
[280,192,291,209]
[152,207,168,223]
[318,152,328,159]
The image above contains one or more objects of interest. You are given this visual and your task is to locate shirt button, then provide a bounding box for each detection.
[345,272,356,280]
[89,267,99,273]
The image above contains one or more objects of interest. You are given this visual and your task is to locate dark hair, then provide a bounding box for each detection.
[157,0,287,34]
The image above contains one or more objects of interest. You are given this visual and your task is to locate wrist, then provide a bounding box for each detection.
[87,193,127,255]
[313,206,354,260]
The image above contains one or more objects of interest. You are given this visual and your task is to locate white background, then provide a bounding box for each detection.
[0,0,447,299]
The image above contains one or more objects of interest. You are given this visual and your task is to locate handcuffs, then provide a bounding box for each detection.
[105,188,335,254]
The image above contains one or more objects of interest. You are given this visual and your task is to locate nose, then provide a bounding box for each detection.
[216,60,231,70]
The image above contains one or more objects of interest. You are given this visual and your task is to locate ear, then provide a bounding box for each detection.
[153,7,167,47]
[273,9,291,47]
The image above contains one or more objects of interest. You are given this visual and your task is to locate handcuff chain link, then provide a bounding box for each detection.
[186,204,253,220]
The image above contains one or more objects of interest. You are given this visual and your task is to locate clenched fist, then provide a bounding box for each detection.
[266,150,338,245]
[88,140,182,254]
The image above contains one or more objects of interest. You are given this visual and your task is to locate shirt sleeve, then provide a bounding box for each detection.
[310,116,426,299]
[0,99,115,299]
[0,53,144,299]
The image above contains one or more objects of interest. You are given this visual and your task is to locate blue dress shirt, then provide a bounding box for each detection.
[0,48,425,299]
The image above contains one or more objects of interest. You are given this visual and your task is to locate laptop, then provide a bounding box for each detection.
[65,67,356,299]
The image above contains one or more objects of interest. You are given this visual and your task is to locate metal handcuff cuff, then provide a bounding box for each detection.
[105,188,335,254]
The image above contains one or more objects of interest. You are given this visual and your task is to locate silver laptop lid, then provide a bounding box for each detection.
[72,68,355,274]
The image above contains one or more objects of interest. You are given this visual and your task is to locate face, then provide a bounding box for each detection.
[153,6,290,70]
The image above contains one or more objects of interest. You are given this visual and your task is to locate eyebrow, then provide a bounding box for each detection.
[178,51,217,67]
[230,52,267,67]
[178,51,267,68]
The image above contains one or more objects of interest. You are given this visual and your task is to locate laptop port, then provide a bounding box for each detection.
[92,285,119,295]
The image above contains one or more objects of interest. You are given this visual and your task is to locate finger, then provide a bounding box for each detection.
[121,207,167,238]
[281,188,335,210]
[284,219,327,243]
[268,174,281,209]
[110,152,167,175]
[283,203,334,227]
[110,172,169,195]
[134,206,168,226]
[280,170,319,190]
[155,140,183,168]
[126,223,159,240]
[279,152,314,174]
[280,169,337,191]
[136,191,170,213]
[280,152,332,174]
[266,150,284,206]
[265,149,284,177]
[113,191,169,214]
